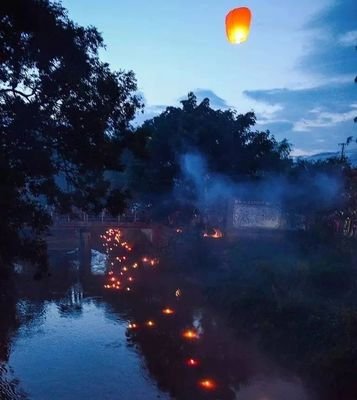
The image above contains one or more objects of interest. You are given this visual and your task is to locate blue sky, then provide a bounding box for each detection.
[62,0,356,155]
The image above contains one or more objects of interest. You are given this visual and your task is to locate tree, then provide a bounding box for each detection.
[0,0,143,271]
[129,92,291,199]
[355,46,357,123]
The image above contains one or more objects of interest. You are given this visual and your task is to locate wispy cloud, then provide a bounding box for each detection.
[244,82,356,152]
[293,104,357,132]
[181,89,230,109]
[290,148,324,157]
[339,30,357,47]
[299,0,357,76]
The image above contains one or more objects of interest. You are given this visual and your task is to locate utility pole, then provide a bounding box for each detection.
[339,142,346,160]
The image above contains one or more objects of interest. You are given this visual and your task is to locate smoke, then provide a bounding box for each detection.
[178,152,343,213]
[180,153,235,205]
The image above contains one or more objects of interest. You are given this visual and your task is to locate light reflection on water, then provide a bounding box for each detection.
[0,231,315,400]
[7,298,169,400]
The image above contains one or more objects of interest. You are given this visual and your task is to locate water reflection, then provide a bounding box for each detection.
[0,230,314,400]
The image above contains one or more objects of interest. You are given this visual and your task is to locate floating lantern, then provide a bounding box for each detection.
[225,7,252,44]
[182,329,199,340]
[198,379,217,391]
[175,289,182,298]
[186,358,199,367]
[128,322,138,329]
[146,320,155,327]
[203,228,223,239]
[162,308,175,315]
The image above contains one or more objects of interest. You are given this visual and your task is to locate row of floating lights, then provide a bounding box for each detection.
[100,4,250,390]
[101,228,218,392]
[101,228,159,291]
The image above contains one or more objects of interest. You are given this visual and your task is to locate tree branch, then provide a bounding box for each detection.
[0,88,36,101]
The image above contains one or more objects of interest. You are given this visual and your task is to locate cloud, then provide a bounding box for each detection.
[290,148,324,157]
[293,104,357,132]
[244,82,356,152]
[134,104,167,126]
[193,89,230,109]
[180,89,230,110]
[339,30,357,47]
[136,89,232,126]
[243,0,357,154]
[300,0,357,76]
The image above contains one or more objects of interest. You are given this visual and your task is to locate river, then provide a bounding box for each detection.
[0,228,333,399]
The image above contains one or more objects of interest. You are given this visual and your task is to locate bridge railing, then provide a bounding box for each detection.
[52,212,151,225]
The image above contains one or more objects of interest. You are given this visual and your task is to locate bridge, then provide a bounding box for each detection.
[47,217,173,254]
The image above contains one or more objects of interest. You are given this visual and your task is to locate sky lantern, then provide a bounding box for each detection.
[225,7,252,44]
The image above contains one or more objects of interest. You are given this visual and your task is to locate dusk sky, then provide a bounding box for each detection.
[62,0,357,155]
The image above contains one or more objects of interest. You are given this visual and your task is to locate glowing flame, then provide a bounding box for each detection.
[203,228,223,239]
[198,379,217,391]
[128,322,138,329]
[182,329,199,340]
[186,358,199,367]
[146,320,155,327]
[162,308,175,315]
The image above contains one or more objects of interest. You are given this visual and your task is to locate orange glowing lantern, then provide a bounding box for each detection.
[225,7,252,44]
[203,228,223,239]
[198,378,217,391]
[186,358,199,367]
[162,308,175,315]
[146,320,155,327]
[182,329,199,340]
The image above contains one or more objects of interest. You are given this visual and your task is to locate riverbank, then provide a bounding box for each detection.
[161,231,357,400]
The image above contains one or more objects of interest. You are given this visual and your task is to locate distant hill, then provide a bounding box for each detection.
[299,148,357,166]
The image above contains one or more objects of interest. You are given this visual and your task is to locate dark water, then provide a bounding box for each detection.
[4,300,168,400]
[0,234,314,400]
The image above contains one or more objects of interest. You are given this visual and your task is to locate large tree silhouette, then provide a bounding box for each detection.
[129,92,291,198]
[0,0,143,270]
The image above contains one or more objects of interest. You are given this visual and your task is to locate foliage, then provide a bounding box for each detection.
[0,0,143,270]
[283,157,349,215]
[200,237,357,400]
[129,92,292,198]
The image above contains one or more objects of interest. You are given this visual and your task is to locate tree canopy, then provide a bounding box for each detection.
[0,0,143,269]
[129,92,291,198]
